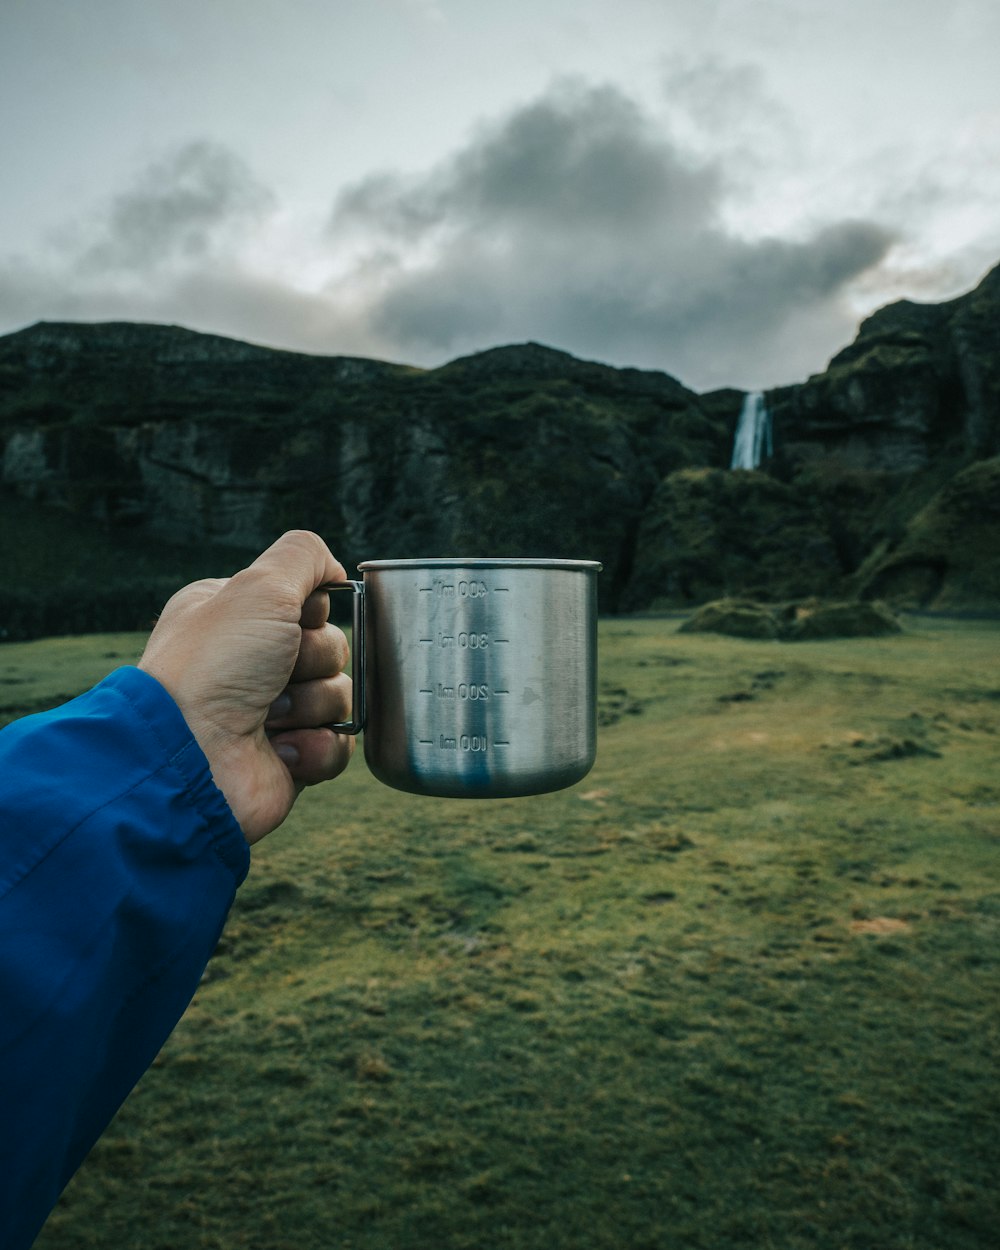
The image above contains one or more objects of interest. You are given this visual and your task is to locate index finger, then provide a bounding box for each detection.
[244,531,347,612]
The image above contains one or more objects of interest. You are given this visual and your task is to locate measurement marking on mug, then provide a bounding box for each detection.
[431,579,491,599]
[418,733,509,749]
[438,631,491,648]
[437,734,489,752]
[423,682,491,700]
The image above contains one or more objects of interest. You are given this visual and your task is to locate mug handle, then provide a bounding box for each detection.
[323,581,366,735]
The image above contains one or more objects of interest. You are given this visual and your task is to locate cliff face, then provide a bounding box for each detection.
[0,324,728,612]
[626,262,1000,611]
[758,264,1000,610]
[1,262,998,621]
[768,264,1000,472]
[0,320,402,541]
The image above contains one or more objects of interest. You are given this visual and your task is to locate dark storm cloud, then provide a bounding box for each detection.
[329,80,895,387]
[78,140,274,273]
[334,82,721,239]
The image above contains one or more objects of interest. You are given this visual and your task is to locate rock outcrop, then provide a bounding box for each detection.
[851,456,1000,609]
[622,467,841,609]
[646,261,1000,610]
[768,263,1000,472]
[0,325,729,612]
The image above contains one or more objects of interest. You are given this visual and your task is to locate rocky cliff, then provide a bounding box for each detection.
[1,262,998,627]
[769,262,1000,472]
[0,325,729,613]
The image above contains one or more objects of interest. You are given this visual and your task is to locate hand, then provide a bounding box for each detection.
[138,531,355,844]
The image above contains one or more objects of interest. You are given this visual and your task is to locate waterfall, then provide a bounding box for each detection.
[730,391,772,470]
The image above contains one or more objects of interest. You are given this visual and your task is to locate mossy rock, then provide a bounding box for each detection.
[780,598,903,640]
[681,597,902,641]
[678,599,780,640]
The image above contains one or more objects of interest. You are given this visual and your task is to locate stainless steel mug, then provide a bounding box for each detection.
[328,558,601,798]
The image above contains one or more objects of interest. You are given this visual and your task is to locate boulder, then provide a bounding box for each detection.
[677,599,781,640]
[782,598,903,640]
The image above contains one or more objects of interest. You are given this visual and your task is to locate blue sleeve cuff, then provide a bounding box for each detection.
[0,665,249,898]
[97,665,251,881]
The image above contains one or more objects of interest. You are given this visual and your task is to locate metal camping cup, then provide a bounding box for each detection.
[327,558,601,798]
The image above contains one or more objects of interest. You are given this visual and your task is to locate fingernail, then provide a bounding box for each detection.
[275,742,300,767]
[268,693,292,719]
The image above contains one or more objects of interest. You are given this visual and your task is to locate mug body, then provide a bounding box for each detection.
[358,558,600,798]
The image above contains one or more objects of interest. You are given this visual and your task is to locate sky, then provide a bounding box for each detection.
[1,0,998,392]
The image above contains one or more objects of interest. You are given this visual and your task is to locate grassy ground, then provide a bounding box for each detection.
[6,617,999,1249]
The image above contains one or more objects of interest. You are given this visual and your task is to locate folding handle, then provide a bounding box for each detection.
[324,580,366,734]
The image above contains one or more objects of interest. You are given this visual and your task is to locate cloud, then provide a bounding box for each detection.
[333,83,722,244]
[324,80,895,387]
[75,140,275,275]
[0,139,364,358]
[0,138,315,347]
[660,55,800,173]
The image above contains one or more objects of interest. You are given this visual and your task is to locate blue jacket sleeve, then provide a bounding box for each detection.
[0,666,250,1250]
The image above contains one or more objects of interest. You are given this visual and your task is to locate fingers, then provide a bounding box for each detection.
[299,588,330,631]
[266,670,356,790]
[291,620,351,683]
[270,727,355,787]
[265,672,353,731]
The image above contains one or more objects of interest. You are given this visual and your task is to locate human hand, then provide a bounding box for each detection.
[138,531,355,844]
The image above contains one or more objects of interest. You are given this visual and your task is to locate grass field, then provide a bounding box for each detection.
[6,616,999,1249]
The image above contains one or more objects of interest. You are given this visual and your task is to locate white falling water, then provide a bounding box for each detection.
[730,391,772,470]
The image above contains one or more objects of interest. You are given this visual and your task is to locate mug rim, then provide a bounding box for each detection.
[356,557,603,572]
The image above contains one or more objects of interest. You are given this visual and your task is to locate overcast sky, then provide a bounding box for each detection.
[2,0,998,391]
